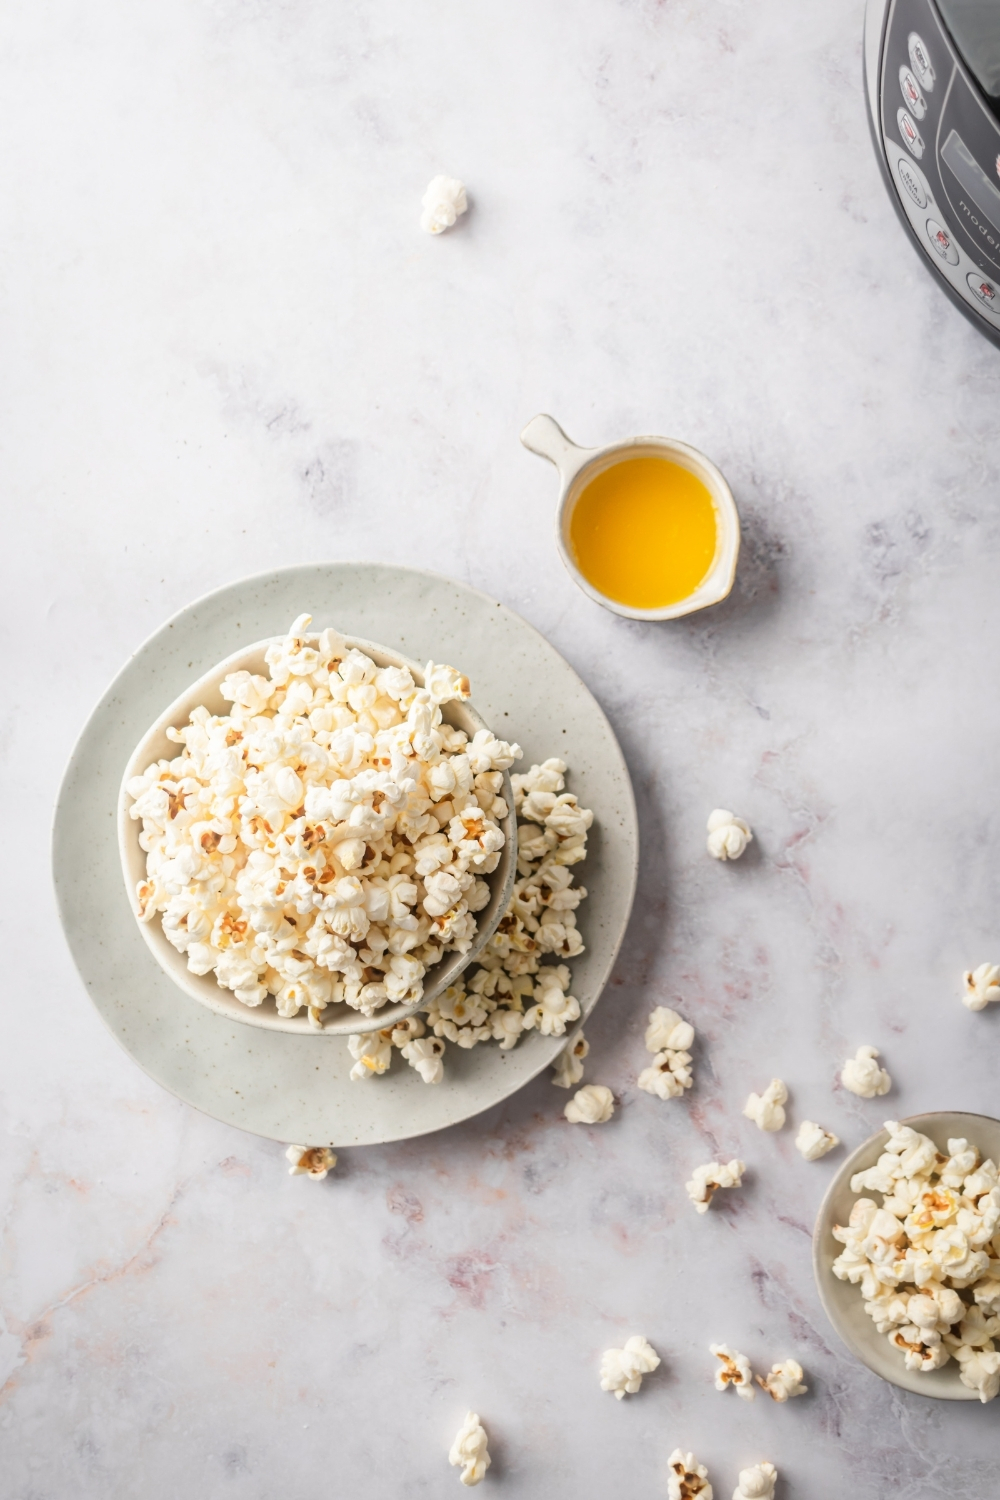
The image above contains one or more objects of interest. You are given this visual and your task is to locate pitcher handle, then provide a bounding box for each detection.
[519,414,593,484]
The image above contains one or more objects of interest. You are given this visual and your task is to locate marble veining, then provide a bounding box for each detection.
[4,0,1000,1494]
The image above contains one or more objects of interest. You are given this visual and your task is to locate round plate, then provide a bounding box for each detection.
[813,1110,1000,1400]
[53,563,638,1147]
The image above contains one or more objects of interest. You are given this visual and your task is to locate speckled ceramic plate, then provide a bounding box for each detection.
[813,1111,1000,1400]
[53,563,638,1147]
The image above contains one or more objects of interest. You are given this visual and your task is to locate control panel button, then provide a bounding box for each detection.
[899,66,926,119]
[897,156,928,208]
[908,32,935,90]
[926,219,959,265]
[967,271,1000,312]
[898,108,925,158]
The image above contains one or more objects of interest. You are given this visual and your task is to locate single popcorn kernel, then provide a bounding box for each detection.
[600,1335,660,1398]
[706,809,752,860]
[756,1358,807,1401]
[963,963,1000,1011]
[667,1450,713,1500]
[448,1411,490,1486]
[732,1462,777,1500]
[421,175,468,234]
[709,1343,755,1401]
[565,1083,615,1125]
[841,1045,891,1098]
[743,1078,787,1132]
[285,1144,336,1179]
[686,1160,745,1213]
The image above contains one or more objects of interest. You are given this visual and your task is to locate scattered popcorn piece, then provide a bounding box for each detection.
[687,1160,745,1214]
[710,1344,755,1400]
[401,1035,446,1084]
[954,1343,1000,1402]
[645,1006,695,1054]
[565,1083,615,1125]
[706,809,753,861]
[600,1335,661,1399]
[832,1121,1000,1395]
[551,1030,589,1089]
[638,1049,693,1100]
[667,1450,713,1500]
[732,1462,777,1500]
[796,1120,839,1160]
[963,963,1000,1012]
[421,175,468,235]
[756,1358,807,1401]
[347,1029,393,1081]
[841,1045,891,1098]
[743,1078,787,1132]
[285,1145,336,1179]
[448,1411,490,1486]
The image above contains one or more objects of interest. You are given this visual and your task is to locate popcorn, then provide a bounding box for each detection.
[832,1122,1000,1396]
[448,1410,490,1486]
[551,1030,589,1088]
[599,1335,660,1398]
[128,617,521,1027]
[795,1120,839,1160]
[523,964,581,1037]
[841,1045,891,1098]
[285,1145,336,1179]
[421,175,469,235]
[963,963,1000,1011]
[743,1078,787,1132]
[756,1358,807,1401]
[732,1462,777,1500]
[347,1029,393,1081]
[402,1035,446,1084]
[638,1050,693,1100]
[706,809,753,861]
[710,1344,755,1400]
[687,1160,745,1214]
[645,1006,695,1054]
[667,1451,713,1500]
[565,1084,615,1125]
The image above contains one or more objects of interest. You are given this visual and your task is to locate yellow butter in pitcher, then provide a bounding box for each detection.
[569,456,718,611]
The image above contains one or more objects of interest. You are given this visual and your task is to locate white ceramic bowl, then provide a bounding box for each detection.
[813,1110,1000,1400]
[118,633,516,1038]
[520,413,740,621]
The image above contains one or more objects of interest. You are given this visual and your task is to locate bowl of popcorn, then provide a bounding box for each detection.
[813,1111,1000,1401]
[118,615,519,1037]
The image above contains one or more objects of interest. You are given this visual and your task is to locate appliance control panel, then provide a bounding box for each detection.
[877,0,1000,329]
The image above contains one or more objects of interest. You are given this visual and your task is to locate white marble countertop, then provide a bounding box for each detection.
[4,0,1000,1494]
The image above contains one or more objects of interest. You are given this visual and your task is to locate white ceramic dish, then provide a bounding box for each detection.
[53,563,639,1147]
[813,1110,1000,1400]
[520,413,740,622]
[118,633,516,1038]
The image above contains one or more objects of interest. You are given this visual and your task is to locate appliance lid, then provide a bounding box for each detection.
[936,0,1000,112]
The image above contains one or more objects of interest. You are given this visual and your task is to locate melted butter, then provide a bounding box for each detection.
[569,455,718,610]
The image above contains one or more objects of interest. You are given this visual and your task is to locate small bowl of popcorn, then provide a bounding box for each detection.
[118,615,519,1037]
[813,1111,1000,1402]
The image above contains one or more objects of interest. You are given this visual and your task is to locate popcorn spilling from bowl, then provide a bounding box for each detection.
[831,1121,1000,1400]
[551,1030,589,1088]
[346,756,594,1084]
[126,617,519,1024]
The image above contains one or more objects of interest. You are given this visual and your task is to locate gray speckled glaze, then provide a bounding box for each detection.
[813,1111,1000,1401]
[54,563,638,1146]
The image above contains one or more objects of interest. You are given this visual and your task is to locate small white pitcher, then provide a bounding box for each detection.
[520,413,741,622]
